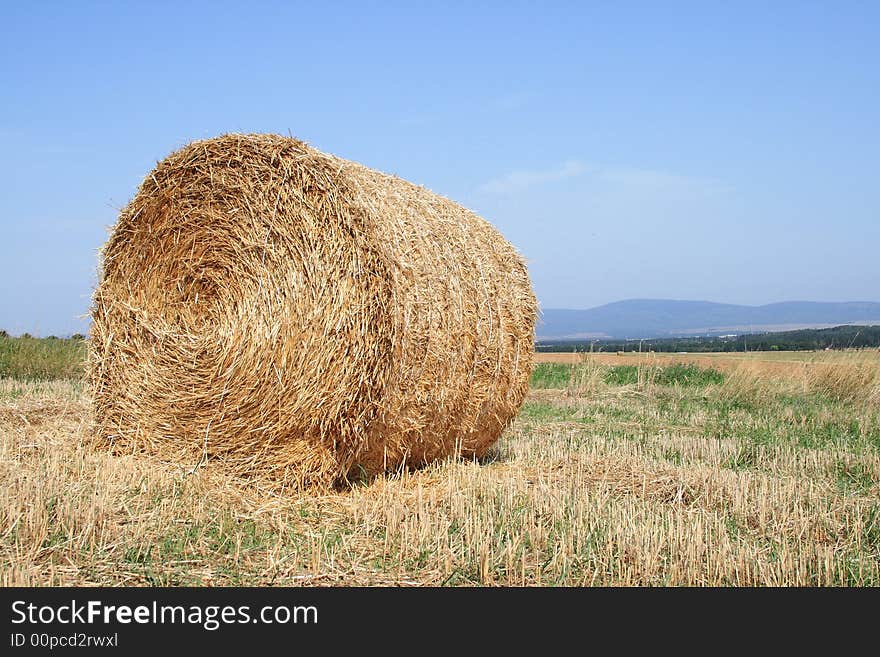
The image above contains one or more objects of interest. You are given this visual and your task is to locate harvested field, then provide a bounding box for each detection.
[2,347,877,586]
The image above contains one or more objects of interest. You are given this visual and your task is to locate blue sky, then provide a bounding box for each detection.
[1,1,878,335]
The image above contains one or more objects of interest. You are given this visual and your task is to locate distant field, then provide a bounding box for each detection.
[1,338,878,585]
[535,349,880,364]
[535,349,880,379]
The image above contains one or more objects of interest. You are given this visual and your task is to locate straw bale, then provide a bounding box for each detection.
[89,133,536,488]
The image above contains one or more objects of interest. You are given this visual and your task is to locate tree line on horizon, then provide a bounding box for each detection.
[537,325,880,353]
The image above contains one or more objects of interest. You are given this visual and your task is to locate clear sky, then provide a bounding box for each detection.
[2,1,878,336]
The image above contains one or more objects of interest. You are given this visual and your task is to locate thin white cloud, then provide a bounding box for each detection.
[477,160,588,194]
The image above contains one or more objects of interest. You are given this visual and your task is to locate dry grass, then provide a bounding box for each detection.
[2,351,878,586]
[0,335,86,381]
[535,348,880,373]
[90,133,536,489]
[539,350,880,406]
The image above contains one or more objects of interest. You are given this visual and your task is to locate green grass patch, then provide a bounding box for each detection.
[531,362,724,390]
[603,364,724,387]
[530,363,574,388]
[723,442,759,471]
[603,365,640,386]
[0,334,87,381]
[835,461,877,495]
[704,392,879,452]
[655,363,725,386]
[863,505,880,550]
[518,401,579,422]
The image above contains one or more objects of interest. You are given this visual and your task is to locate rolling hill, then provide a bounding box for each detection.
[538,300,880,339]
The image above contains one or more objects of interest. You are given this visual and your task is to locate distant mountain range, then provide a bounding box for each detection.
[537,300,880,340]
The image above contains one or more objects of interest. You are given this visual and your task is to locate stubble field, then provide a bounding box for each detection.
[1,337,878,585]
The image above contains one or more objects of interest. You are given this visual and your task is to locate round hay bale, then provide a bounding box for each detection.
[89,133,537,489]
